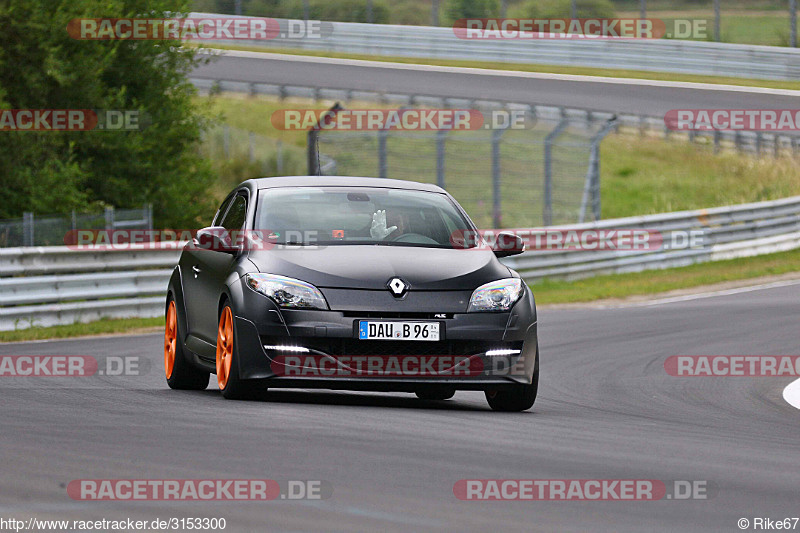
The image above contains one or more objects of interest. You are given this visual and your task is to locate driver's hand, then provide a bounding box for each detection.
[370,210,398,240]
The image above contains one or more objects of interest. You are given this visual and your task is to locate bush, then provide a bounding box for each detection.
[283,0,391,23]
[509,0,616,19]
[446,0,501,21]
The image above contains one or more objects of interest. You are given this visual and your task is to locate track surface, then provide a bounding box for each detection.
[192,52,800,115]
[2,283,799,532]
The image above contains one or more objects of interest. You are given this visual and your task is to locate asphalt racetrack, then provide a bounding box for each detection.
[192,51,800,116]
[2,281,799,532]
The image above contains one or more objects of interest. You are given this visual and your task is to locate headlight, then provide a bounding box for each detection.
[246,273,328,310]
[467,278,524,312]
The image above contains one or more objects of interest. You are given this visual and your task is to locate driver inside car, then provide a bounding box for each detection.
[370,209,401,240]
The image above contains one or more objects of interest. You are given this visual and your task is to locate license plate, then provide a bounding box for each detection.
[358,321,440,341]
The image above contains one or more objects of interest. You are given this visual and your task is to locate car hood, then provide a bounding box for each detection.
[246,245,509,290]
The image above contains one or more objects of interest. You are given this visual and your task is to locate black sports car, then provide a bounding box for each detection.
[164,176,539,411]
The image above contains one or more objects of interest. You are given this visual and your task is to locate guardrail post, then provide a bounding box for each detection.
[146,203,153,230]
[543,117,569,226]
[277,141,284,174]
[792,0,797,47]
[105,206,115,229]
[436,129,447,189]
[378,129,388,179]
[22,212,34,247]
[714,130,721,153]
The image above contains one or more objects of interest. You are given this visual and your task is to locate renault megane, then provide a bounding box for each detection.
[164,176,539,411]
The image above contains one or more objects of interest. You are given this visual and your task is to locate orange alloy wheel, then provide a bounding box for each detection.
[164,301,177,379]
[216,306,234,389]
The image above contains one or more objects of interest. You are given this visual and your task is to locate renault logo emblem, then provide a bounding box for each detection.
[387,277,408,297]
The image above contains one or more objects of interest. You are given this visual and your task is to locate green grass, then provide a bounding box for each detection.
[0,317,163,343]
[197,44,800,91]
[531,246,800,304]
[601,135,800,218]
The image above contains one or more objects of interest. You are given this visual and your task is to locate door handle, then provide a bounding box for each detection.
[192,265,201,278]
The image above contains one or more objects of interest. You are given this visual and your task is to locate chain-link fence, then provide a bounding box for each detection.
[310,109,615,229]
[0,206,152,248]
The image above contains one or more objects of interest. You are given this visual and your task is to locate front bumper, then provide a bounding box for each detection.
[228,282,538,390]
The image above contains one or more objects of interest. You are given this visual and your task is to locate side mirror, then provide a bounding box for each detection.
[194,226,239,254]
[492,232,525,257]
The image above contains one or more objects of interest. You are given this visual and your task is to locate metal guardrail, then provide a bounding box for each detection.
[1,196,799,330]
[0,246,181,331]
[503,195,800,280]
[191,14,800,81]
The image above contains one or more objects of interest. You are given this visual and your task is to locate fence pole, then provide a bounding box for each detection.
[146,204,153,230]
[22,212,34,247]
[640,0,646,20]
[543,117,569,226]
[579,117,616,223]
[436,130,447,189]
[431,0,439,26]
[307,130,319,175]
[792,0,797,48]
[378,129,388,179]
[248,132,255,162]
[714,0,721,42]
[491,126,507,228]
[104,206,115,229]
[277,141,284,174]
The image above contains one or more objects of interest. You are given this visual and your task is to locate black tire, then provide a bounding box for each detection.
[415,388,456,401]
[165,295,209,390]
[485,348,539,412]
[216,301,256,400]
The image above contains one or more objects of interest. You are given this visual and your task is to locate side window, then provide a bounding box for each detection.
[221,194,247,231]
[212,195,233,227]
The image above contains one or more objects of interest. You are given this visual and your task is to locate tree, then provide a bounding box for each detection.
[0,0,216,228]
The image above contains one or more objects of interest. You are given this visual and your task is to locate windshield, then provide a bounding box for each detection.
[255,186,476,248]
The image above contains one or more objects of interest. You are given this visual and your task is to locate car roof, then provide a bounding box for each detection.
[243,176,447,194]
